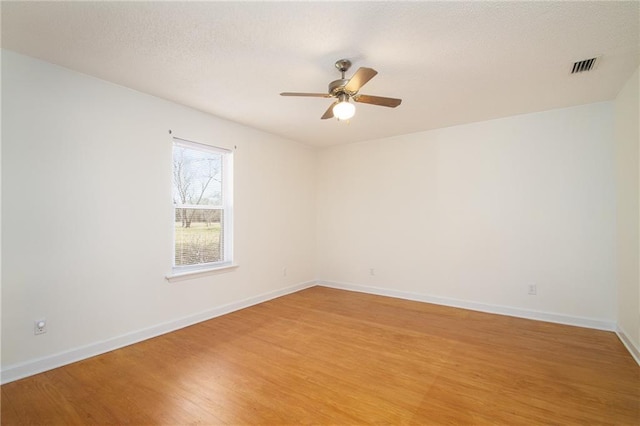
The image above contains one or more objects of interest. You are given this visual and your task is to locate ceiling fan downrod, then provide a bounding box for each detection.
[335,59,352,79]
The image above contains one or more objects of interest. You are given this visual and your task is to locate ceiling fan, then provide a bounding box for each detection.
[280,59,402,121]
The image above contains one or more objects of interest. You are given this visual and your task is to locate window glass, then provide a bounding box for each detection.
[172,138,232,271]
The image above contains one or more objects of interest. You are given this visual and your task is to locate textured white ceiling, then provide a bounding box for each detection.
[2,1,639,147]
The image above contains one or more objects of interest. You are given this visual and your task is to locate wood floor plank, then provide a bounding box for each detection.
[1,286,638,425]
[0,388,21,425]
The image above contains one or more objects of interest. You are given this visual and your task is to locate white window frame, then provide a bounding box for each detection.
[168,137,235,280]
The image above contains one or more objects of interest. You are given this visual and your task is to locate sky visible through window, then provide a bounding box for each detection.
[172,146,222,207]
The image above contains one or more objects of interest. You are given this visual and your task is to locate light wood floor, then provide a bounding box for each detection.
[2,286,638,425]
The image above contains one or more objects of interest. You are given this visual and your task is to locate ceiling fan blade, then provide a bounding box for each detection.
[321,102,337,119]
[353,94,402,108]
[280,92,331,98]
[344,67,378,93]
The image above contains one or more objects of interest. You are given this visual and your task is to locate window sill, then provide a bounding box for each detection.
[165,264,239,283]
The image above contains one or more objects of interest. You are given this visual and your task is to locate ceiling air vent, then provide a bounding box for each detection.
[571,57,600,74]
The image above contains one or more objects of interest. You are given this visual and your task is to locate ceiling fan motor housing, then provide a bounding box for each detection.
[329,79,352,97]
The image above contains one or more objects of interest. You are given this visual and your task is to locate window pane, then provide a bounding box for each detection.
[172,146,223,206]
[174,208,223,266]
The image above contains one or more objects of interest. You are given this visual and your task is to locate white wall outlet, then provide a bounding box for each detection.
[528,284,537,295]
[282,267,287,277]
[34,319,47,335]
[370,268,375,276]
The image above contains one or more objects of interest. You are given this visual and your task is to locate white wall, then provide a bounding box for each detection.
[317,103,617,324]
[1,50,317,375]
[614,66,640,356]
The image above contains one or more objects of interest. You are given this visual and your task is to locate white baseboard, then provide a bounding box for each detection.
[616,326,640,366]
[1,281,317,384]
[318,280,616,331]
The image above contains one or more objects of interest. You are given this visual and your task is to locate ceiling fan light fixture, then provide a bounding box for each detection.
[333,96,355,120]
[280,59,401,121]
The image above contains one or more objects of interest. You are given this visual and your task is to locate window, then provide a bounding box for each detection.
[172,138,233,273]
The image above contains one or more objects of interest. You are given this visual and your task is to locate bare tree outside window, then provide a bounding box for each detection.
[172,140,229,267]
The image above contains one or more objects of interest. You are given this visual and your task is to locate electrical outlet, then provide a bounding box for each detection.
[34,319,47,335]
[282,267,287,277]
[528,284,537,295]
[370,268,375,276]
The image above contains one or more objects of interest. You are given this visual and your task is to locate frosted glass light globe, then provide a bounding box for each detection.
[333,101,356,120]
